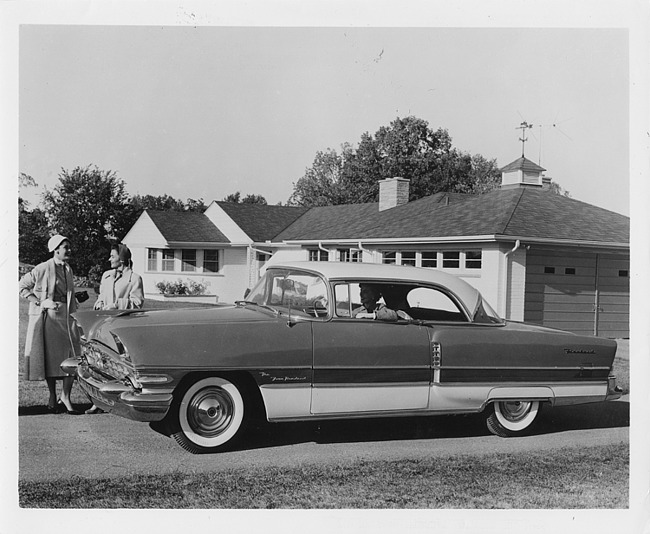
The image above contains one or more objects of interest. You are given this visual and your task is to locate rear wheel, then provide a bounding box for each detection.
[171,376,248,454]
[486,400,540,437]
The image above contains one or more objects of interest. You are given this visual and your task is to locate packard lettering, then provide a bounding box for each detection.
[564,349,595,354]
[259,371,307,382]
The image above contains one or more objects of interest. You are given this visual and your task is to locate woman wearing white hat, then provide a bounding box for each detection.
[19,235,83,414]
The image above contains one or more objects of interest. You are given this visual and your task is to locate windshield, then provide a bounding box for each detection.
[244,269,329,317]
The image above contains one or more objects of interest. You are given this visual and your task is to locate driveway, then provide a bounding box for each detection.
[19,396,629,482]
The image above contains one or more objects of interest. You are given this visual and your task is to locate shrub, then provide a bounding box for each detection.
[156,278,210,296]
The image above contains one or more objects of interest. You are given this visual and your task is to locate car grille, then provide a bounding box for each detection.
[82,341,134,382]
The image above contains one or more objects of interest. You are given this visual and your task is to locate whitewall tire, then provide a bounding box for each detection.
[171,376,247,454]
[486,400,540,437]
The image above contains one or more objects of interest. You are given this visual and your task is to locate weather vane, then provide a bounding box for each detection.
[516,121,533,158]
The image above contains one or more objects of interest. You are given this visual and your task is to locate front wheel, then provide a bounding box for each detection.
[171,376,248,454]
[486,400,540,437]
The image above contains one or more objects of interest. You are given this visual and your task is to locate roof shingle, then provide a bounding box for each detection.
[216,202,309,242]
[147,210,230,243]
[273,188,629,244]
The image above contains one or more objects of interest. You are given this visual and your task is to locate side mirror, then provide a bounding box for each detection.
[244,288,251,298]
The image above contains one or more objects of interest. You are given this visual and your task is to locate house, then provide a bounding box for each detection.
[122,156,630,338]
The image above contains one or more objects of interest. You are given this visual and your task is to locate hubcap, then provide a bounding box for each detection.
[499,401,532,422]
[187,386,234,438]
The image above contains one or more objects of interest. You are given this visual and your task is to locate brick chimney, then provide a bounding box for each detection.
[379,177,410,211]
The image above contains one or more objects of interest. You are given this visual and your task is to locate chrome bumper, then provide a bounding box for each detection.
[73,360,173,422]
[605,375,623,401]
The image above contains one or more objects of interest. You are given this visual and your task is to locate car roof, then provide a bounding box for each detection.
[266,261,481,314]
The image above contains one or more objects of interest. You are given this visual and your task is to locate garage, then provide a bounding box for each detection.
[524,248,629,338]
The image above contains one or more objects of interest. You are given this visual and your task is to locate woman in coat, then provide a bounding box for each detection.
[93,243,144,311]
[19,235,82,414]
[86,243,144,414]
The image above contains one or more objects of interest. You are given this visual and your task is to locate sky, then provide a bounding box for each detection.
[16,22,632,215]
[2,2,649,533]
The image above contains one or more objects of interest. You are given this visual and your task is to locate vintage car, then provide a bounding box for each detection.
[64,261,622,454]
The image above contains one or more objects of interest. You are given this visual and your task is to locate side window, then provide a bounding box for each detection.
[335,283,387,318]
[334,284,351,317]
[406,287,466,322]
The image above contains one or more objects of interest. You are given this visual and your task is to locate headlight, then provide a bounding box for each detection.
[110,332,132,363]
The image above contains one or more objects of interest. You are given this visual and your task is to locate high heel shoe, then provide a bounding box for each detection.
[59,398,81,415]
[46,401,66,414]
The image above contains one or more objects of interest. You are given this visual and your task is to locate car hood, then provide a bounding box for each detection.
[76,305,278,356]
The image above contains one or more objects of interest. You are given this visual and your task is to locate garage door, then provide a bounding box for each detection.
[524,249,629,338]
[595,254,630,338]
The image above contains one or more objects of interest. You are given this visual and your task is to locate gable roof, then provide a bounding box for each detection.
[273,188,629,245]
[216,202,309,242]
[146,210,230,243]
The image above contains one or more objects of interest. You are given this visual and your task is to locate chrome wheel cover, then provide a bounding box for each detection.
[499,401,533,422]
[186,386,234,438]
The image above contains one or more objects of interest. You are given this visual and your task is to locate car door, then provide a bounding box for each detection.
[310,282,432,415]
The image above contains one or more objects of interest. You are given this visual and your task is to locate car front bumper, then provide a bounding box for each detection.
[66,358,173,422]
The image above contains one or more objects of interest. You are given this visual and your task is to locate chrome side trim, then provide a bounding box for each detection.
[260,381,615,422]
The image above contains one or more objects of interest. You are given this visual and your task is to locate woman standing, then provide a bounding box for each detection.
[19,235,82,414]
[86,243,144,414]
[93,243,144,311]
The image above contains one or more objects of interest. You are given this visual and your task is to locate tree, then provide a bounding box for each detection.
[18,173,50,265]
[548,181,571,197]
[19,199,50,265]
[287,116,502,206]
[222,192,268,205]
[42,166,132,277]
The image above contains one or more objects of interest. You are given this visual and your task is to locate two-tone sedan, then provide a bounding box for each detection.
[64,262,622,453]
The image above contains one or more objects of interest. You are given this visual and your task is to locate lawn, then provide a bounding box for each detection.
[19,442,628,508]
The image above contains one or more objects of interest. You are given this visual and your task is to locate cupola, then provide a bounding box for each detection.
[499,156,547,189]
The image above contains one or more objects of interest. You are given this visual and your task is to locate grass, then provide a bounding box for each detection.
[19,442,628,508]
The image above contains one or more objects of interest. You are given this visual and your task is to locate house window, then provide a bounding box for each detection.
[544,266,555,274]
[309,249,329,262]
[421,251,437,268]
[162,250,175,271]
[401,251,417,266]
[442,251,460,269]
[382,251,397,265]
[147,249,158,271]
[204,250,220,273]
[182,250,197,272]
[465,251,482,269]
[565,267,576,275]
[618,270,628,278]
[338,249,361,263]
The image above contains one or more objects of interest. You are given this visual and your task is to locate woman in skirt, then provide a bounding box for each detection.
[19,235,82,414]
